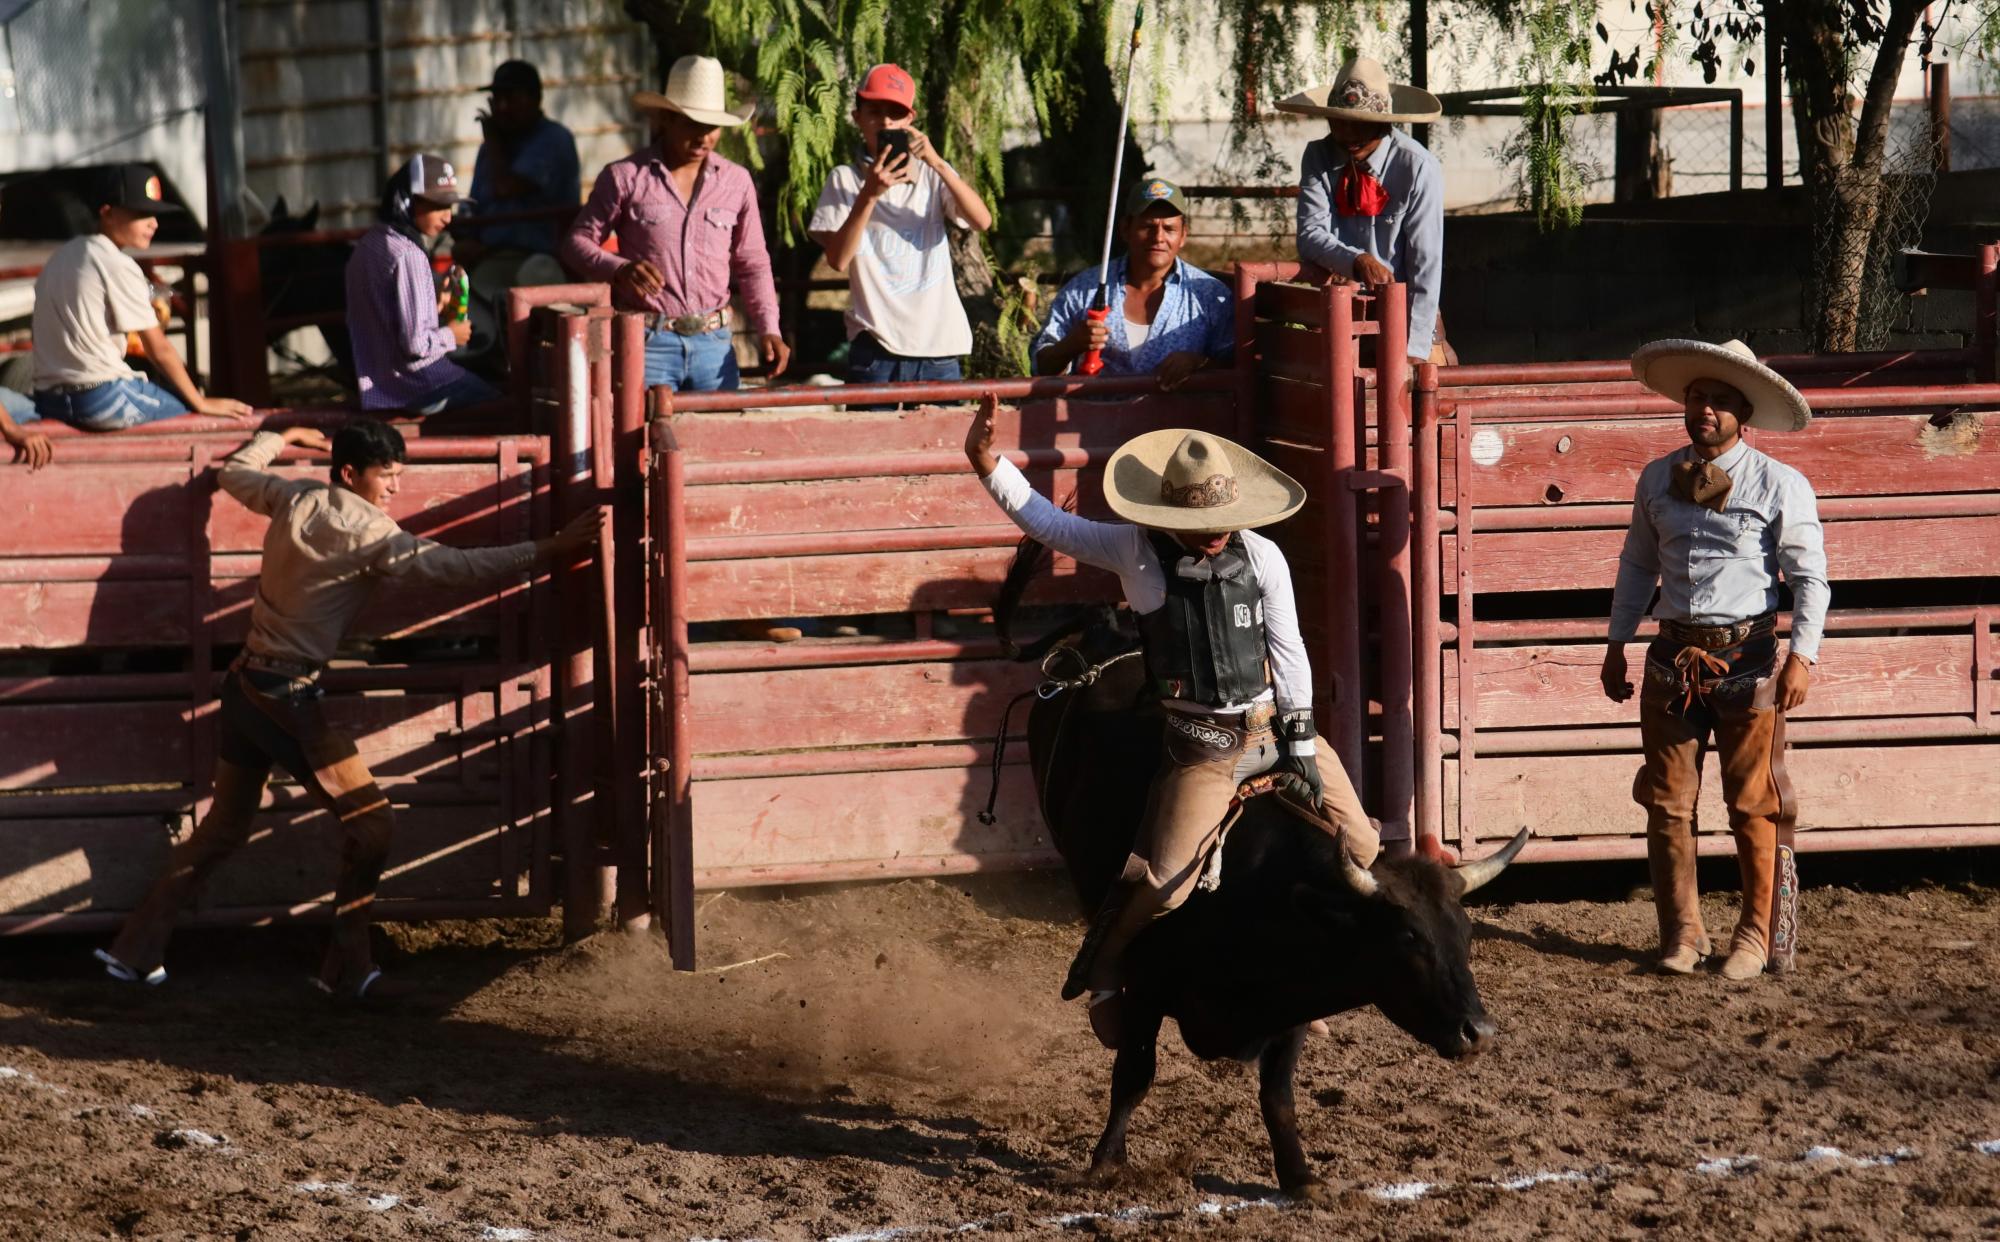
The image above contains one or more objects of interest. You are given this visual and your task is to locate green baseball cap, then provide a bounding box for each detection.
[1126,175,1189,218]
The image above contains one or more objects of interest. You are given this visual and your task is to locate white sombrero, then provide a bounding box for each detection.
[634,54,755,127]
[1105,429,1306,532]
[1275,55,1442,125]
[1631,338,1812,432]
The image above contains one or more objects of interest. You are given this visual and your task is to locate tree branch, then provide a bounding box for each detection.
[1851,0,1927,172]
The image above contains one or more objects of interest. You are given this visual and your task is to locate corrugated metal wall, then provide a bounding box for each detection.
[237,0,648,228]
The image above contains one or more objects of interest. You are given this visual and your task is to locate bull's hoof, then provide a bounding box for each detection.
[1060,1157,1126,1189]
[1282,1177,1336,1206]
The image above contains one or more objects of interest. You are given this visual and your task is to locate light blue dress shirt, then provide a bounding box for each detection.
[1609,440,1831,662]
[1295,128,1444,359]
[1032,256,1234,376]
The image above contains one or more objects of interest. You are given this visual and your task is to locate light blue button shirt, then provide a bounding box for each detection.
[1295,128,1444,359]
[1609,440,1831,661]
[1032,256,1234,376]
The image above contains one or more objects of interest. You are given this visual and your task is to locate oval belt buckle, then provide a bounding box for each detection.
[672,313,708,334]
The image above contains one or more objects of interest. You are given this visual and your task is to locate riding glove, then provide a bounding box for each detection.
[1274,709,1323,809]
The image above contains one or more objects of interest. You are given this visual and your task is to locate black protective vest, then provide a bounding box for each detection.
[1136,531,1268,706]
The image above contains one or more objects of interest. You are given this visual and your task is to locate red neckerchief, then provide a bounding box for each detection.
[1334,157,1389,217]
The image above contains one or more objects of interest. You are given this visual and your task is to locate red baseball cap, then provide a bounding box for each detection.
[856,63,915,111]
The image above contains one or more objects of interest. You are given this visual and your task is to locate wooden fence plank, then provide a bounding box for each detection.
[1444,743,2000,842]
[689,659,1045,754]
[1444,517,2000,594]
[670,393,1238,463]
[0,803,515,915]
[1444,414,2000,508]
[689,764,1046,878]
[685,548,1120,622]
[682,469,1110,539]
[1257,322,1329,385]
[1444,636,1976,730]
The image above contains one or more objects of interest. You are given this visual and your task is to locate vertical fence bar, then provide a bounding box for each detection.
[1729,93,1743,194]
[1322,283,1364,786]
[650,395,695,969]
[1930,62,1951,175]
[1376,284,1414,848]
[187,446,216,831]
[1232,264,1259,444]
[1412,365,1443,847]
[1976,608,1994,729]
[612,312,651,931]
[1452,397,1479,850]
[1976,243,1997,382]
[553,312,605,940]
[587,312,620,921]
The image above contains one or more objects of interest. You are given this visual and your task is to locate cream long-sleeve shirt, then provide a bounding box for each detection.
[219,431,537,666]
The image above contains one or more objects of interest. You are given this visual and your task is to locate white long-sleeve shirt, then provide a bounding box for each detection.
[980,457,1312,713]
[1609,440,1831,662]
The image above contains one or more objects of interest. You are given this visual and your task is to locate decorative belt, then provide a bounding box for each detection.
[1169,699,1277,733]
[233,650,323,680]
[1658,614,1774,650]
[643,307,732,335]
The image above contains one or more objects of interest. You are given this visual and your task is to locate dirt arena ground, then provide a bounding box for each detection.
[2,855,1997,1241]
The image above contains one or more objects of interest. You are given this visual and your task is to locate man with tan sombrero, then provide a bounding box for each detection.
[964,394,1379,1049]
[561,54,789,390]
[1603,339,1828,982]
[1280,56,1449,365]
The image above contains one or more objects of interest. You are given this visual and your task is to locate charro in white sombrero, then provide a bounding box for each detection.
[1105,429,1306,532]
[1631,338,1812,432]
[1276,55,1442,125]
[634,55,755,127]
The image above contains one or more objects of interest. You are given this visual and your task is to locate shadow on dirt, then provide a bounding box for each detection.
[0,922,1035,1178]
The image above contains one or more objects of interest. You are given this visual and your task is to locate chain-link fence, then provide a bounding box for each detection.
[1806,104,1942,351]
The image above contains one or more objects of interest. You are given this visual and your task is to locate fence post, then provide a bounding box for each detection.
[650,393,696,970]
[1322,283,1364,787]
[1976,242,1996,382]
[1412,364,1443,849]
[207,239,270,407]
[553,311,607,940]
[611,311,651,933]
[1375,284,1415,849]
[1930,62,1951,175]
[587,311,621,924]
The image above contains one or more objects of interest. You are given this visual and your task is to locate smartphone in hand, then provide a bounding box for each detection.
[878,128,912,165]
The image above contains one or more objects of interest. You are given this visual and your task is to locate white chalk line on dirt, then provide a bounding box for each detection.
[713,1134,2000,1242]
[2,1062,543,1241]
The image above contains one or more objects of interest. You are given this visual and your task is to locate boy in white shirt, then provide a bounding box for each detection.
[809,64,993,388]
[30,165,250,430]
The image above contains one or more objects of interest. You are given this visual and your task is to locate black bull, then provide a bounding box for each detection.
[997,561,1527,1200]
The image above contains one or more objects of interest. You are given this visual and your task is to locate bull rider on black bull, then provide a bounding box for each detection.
[965,395,1454,1049]
[1602,339,1829,981]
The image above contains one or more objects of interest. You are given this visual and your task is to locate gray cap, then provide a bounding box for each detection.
[403,152,461,206]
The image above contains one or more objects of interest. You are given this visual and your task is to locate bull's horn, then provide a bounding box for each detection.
[1453,827,1531,897]
[1341,849,1378,897]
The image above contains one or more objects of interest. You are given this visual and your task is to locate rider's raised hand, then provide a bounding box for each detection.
[964,392,1001,476]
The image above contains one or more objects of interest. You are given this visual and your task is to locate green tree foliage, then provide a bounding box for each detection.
[1497,0,1599,229]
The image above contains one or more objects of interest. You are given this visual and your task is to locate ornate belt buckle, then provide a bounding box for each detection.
[671,312,709,334]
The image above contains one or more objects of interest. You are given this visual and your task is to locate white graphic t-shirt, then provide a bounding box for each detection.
[810,157,973,359]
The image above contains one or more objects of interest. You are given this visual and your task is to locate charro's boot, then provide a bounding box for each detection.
[1722,817,1776,981]
[1062,882,1134,1002]
[1645,818,1711,974]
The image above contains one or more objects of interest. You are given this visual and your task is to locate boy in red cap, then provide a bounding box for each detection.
[809,64,992,392]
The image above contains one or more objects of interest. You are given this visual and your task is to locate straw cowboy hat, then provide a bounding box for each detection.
[1631,338,1812,432]
[1276,55,1442,124]
[633,55,754,127]
[1105,429,1306,532]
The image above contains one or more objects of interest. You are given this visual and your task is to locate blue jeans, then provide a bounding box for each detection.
[0,386,34,421]
[846,331,962,385]
[33,378,189,430]
[410,369,502,415]
[643,327,739,392]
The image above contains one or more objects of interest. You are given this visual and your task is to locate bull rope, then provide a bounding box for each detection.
[976,647,1141,827]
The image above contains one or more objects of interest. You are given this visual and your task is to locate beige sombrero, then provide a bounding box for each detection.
[1631,338,1812,432]
[1105,430,1306,532]
[634,54,754,127]
[1276,55,1442,125]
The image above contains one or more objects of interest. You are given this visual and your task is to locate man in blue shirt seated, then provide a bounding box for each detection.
[454,60,581,361]
[1280,56,1450,365]
[1031,178,1233,388]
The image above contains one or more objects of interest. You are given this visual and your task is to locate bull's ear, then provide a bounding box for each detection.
[1292,883,1358,933]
